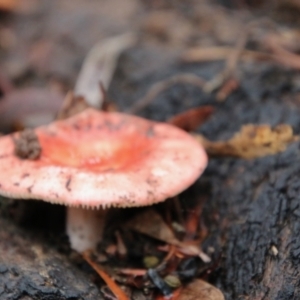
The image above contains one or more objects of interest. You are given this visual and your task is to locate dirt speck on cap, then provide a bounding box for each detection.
[13,129,41,160]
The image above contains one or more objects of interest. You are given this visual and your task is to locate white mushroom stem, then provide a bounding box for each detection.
[66,206,107,252]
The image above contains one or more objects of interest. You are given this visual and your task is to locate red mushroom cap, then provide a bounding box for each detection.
[0,108,207,208]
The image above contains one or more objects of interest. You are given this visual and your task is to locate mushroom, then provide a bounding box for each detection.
[0,108,207,252]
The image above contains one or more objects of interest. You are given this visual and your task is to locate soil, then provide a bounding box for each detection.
[1,0,300,299]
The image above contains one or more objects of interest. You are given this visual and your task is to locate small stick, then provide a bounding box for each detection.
[127,73,205,114]
[82,251,129,300]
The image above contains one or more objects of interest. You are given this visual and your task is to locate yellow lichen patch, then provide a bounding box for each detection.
[195,124,299,159]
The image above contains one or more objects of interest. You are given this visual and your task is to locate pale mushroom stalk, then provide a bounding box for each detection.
[67,207,107,252]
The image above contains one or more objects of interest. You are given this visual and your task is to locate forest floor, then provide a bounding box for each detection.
[1,1,300,299]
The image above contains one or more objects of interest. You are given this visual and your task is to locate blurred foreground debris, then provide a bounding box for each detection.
[0,88,63,132]
[0,0,16,11]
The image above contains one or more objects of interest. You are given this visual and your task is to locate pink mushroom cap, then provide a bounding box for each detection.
[0,108,207,208]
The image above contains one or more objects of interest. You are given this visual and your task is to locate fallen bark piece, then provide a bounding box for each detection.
[195,124,298,159]
[0,217,102,300]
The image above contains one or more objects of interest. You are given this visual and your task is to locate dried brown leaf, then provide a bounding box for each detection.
[167,106,214,132]
[126,209,179,245]
[177,279,224,300]
[56,91,90,120]
[0,0,16,11]
[126,209,210,262]
[195,124,298,159]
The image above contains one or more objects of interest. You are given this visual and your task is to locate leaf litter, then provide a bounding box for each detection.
[195,124,298,159]
[3,2,300,299]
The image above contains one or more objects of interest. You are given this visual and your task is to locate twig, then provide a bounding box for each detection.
[194,18,278,94]
[156,244,177,271]
[82,250,129,300]
[265,36,300,69]
[182,46,274,63]
[203,28,249,94]
[216,78,239,101]
[115,230,127,258]
[127,73,206,114]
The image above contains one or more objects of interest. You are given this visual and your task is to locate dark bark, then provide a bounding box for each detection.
[110,56,300,299]
[196,70,300,300]
[0,216,102,300]
[206,149,300,300]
